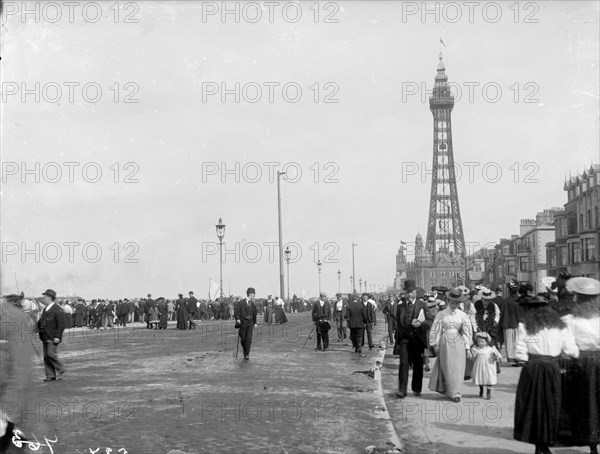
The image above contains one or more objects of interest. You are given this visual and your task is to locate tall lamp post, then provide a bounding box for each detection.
[284,246,291,301]
[349,276,353,293]
[337,269,341,293]
[364,279,368,294]
[352,243,357,293]
[215,218,226,298]
[277,171,286,300]
[359,278,362,293]
[317,260,322,295]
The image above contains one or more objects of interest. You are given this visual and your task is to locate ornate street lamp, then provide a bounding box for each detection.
[337,269,341,293]
[317,260,322,295]
[284,246,291,301]
[215,218,226,298]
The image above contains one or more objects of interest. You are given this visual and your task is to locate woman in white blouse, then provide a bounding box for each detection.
[513,294,579,454]
[562,277,600,454]
[429,288,474,402]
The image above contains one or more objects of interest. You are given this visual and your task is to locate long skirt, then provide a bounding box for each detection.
[429,328,466,399]
[264,307,274,324]
[504,328,518,361]
[275,306,287,324]
[514,354,561,445]
[159,311,169,329]
[570,351,600,445]
[176,308,188,330]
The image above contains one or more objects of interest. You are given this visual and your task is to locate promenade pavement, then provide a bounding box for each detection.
[380,340,591,454]
[13,312,402,454]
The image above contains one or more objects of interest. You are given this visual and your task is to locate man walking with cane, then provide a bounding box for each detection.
[234,287,258,360]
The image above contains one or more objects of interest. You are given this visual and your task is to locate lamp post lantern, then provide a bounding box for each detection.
[284,246,291,301]
[317,260,322,295]
[337,269,341,293]
[359,278,362,293]
[364,280,368,293]
[215,218,226,299]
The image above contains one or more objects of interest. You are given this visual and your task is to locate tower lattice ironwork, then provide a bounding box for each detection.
[425,54,466,258]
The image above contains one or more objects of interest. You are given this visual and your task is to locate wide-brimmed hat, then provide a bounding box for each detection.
[445,288,464,302]
[519,294,549,306]
[474,332,492,343]
[42,289,56,300]
[566,277,600,296]
[404,280,416,292]
[480,289,496,300]
[457,285,469,295]
[541,277,557,293]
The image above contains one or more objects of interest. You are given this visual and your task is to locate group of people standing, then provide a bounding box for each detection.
[384,276,599,454]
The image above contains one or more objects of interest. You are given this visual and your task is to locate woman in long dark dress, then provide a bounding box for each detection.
[563,277,600,454]
[274,297,287,324]
[175,296,188,330]
[513,294,579,454]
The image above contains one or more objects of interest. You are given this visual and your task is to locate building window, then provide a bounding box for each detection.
[584,238,596,261]
[580,214,584,232]
[596,207,599,228]
[507,261,516,275]
[559,246,568,266]
[570,242,581,264]
[520,258,532,272]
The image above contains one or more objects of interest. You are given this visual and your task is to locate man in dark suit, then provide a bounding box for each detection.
[346,295,368,353]
[361,293,376,350]
[37,289,66,382]
[382,295,397,344]
[333,293,347,342]
[234,287,258,360]
[395,280,432,398]
[145,294,156,329]
[186,292,198,329]
[312,292,332,351]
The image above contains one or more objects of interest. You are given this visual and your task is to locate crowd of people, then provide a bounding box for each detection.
[1,275,598,454]
[379,275,599,454]
[24,293,313,332]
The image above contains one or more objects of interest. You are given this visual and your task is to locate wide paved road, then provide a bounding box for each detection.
[17,312,401,454]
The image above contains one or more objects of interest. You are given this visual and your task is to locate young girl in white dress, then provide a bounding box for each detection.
[471,332,502,399]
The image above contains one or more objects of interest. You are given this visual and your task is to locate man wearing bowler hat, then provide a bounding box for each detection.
[37,289,66,382]
[395,280,432,398]
[234,287,258,360]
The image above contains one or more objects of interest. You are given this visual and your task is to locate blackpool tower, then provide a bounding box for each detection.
[425,53,466,259]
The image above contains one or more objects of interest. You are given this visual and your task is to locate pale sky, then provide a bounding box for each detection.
[1,1,599,299]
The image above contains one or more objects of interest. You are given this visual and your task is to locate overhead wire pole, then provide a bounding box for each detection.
[277,171,286,300]
[352,243,357,293]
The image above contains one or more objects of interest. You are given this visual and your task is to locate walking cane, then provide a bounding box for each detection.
[302,323,316,349]
[234,327,240,359]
